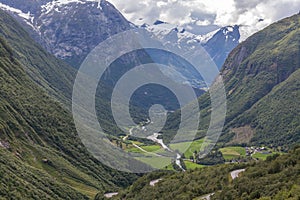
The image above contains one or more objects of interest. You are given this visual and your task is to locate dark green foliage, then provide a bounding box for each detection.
[111,147,300,200]
[113,164,240,200]
[222,14,300,147]
[0,149,89,200]
[196,150,225,165]
[0,9,76,106]
[233,68,300,147]
[0,10,137,199]
[212,147,300,200]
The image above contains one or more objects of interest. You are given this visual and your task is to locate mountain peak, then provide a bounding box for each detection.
[0,0,131,67]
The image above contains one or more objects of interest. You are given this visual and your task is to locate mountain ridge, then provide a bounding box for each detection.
[0,9,137,199]
[0,0,132,67]
[163,13,300,148]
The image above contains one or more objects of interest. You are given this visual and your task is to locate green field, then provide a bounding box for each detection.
[125,140,162,155]
[135,156,172,169]
[170,139,205,158]
[252,152,273,160]
[127,146,144,154]
[184,161,205,170]
[141,145,161,152]
[220,146,246,160]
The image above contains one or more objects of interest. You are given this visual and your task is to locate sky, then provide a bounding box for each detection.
[107,0,300,38]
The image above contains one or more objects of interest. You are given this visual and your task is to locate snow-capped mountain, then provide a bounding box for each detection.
[0,0,131,67]
[142,21,240,69]
[0,0,239,89]
[136,21,240,88]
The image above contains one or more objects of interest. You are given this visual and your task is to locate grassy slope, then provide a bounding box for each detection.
[212,147,300,200]
[0,9,76,107]
[0,11,137,199]
[170,139,204,158]
[220,146,246,160]
[0,37,111,199]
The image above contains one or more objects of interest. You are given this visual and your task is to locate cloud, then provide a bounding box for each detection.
[108,0,299,28]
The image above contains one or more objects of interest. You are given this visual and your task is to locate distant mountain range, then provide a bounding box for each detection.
[0,0,241,89]
[142,20,240,69]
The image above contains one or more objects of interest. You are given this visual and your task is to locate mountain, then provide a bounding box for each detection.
[0,0,206,114]
[204,25,240,68]
[140,21,240,89]
[0,1,240,90]
[0,5,76,106]
[0,0,132,67]
[220,13,300,147]
[163,13,300,148]
[0,9,137,199]
[143,21,240,69]
[0,0,157,135]
[0,0,240,71]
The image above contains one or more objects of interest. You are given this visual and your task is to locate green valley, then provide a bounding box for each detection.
[0,2,299,200]
[110,146,300,200]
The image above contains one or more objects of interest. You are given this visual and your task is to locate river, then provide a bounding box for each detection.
[147,133,185,171]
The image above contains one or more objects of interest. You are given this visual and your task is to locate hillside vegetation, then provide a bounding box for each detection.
[164,13,300,148]
[0,9,76,106]
[0,11,137,199]
[110,147,300,200]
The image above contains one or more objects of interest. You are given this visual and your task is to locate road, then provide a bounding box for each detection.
[199,193,214,200]
[104,192,118,198]
[123,127,134,142]
[147,133,185,171]
[230,169,245,180]
[126,126,185,171]
[149,178,163,186]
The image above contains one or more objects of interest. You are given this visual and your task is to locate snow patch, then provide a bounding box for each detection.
[0,3,35,27]
[222,26,234,36]
[227,26,234,32]
[0,3,33,21]
[97,0,102,10]
[41,0,100,14]
[201,29,219,43]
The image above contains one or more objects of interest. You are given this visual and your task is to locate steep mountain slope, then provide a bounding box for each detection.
[164,13,300,148]
[222,14,300,123]
[0,8,133,139]
[231,68,300,147]
[204,25,240,68]
[0,8,76,106]
[0,0,132,67]
[142,22,240,89]
[220,13,300,146]
[144,22,240,69]
[0,10,137,199]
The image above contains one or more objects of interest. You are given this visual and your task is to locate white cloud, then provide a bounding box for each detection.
[108,0,300,38]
